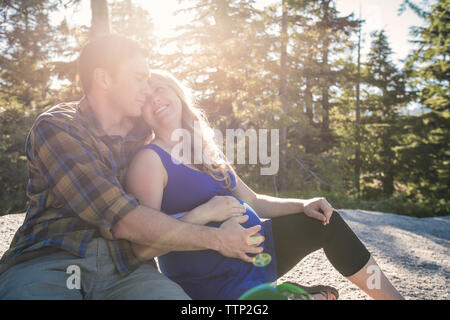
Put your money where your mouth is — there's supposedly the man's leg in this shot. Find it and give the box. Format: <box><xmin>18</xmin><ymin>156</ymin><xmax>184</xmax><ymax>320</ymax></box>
<box><xmin>0</xmin><ymin>249</ymin><xmax>84</xmax><ymax>300</ymax></box>
<box><xmin>91</xmin><ymin>238</ymin><xmax>191</xmax><ymax>300</ymax></box>
<box><xmin>96</xmin><ymin>262</ymin><xmax>191</xmax><ymax>300</ymax></box>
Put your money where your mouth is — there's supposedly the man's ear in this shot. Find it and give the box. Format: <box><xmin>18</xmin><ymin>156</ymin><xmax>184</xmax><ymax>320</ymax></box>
<box><xmin>92</xmin><ymin>68</ymin><xmax>112</xmax><ymax>90</ymax></box>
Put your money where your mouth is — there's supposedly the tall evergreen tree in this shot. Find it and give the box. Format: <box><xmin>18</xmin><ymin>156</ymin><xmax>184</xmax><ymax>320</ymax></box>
<box><xmin>0</xmin><ymin>1</ymin><xmax>64</xmax><ymax>105</ymax></box>
<box><xmin>161</xmin><ymin>0</ymin><xmax>269</xmax><ymax>130</ymax></box>
<box><xmin>398</xmin><ymin>0</ymin><xmax>449</xmax><ymax>215</ymax></box>
<box><xmin>0</xmin><ymin>1</ymin><xmax>68</xmax><ymax>213</ymax></box>
<box><xmin>362</xmin><ymin>30</ymin><xmax>409</xmax><ymax>197</ymax></box>
<box><xmin>269</xmin><ymin>0</ymin><xmax>359</xmax><ymax>191</ymax></box>
<box><xmin>302</xmin><ymin>0</ymin><xmax>359</xmax><ymax>152</ymax></box>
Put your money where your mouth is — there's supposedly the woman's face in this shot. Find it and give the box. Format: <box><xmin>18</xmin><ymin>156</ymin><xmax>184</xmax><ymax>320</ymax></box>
<box><xmin>142</xmin><ymin>81</ymin><xmax>183</xmax><ymax>132</ymax></box>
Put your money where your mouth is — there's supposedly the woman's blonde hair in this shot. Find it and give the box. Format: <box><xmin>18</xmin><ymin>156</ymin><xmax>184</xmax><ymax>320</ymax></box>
<box><xmin>148</xmin><ymin>69</ymin><xmax>236</xmax><ymax>190</ymax></box>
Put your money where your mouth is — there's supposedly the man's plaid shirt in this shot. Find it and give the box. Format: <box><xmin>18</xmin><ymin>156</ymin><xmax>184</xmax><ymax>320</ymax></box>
<box><xmin>0</xmin><ymin>98</ymin><xmax>152</xmax><ymax>276</ymax></box>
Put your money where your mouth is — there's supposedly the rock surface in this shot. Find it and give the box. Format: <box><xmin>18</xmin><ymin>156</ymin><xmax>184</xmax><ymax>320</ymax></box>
<box><xmin>1</xmin><ymin>209</ymin><xmax>449</xmax><ymax>300</ymax></box>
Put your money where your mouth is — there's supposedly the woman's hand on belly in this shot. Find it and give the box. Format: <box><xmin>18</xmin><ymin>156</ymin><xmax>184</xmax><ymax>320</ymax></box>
<box><xmin>185</xmin><ymin>195</ymin><xmax>247</xmax><ymax>225</ymax></box>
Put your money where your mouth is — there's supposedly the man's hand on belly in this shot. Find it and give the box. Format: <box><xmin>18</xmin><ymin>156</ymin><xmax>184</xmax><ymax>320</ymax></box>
<box><xmin>216</xmin><ymin>215</ymin><xmax>264</xmax><ymax>263</ymax></box>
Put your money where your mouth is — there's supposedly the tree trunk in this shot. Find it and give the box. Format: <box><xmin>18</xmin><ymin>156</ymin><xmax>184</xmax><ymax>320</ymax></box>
<box><xmin>320</xmin><ymin>0</ymin><xmax>330</xmax><ymax>138</ymax></box>
<box><xmin>317</xmin><ymin>0</ymin><xmax>333</xmax><ymax>155</ymax></box>
<box><xmin>90</xmin><ymin>0</ymin><xmax>110</xmax><ymax>39</ymax></box>
<box><xmin>304</xmin><ymin>52</ymin><xmax>314</xmax><ymax>125</ymax></box>
<box><xmin>279</xmin><ymin>0</ymin><xmax>289</xmax><ymax>192</ymax></box>
<box><xmin>355</xmin><ymin>16</ymin><xmax>362</xmax><ymax>197</ymax></box>
<box><xmin>381</xmin><ymin>130</ymin><xmax>395</xmax><ymax>197</ymax></box>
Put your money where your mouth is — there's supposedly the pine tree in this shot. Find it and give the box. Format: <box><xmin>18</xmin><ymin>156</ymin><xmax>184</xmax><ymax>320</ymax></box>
<box><xmin>0</xmin><ymin>1</ymin><xmax>64</xmax><ymax>105</ymax></box>
<box><xmin>269</xmin><ymin>0</ymin><xmax>359</xmax><ymax>191</ymax></box>
<box><xmin>362</xmin><ymin>30</ymin><xmax>409</xmax><ymax>197</ymax></box>
<box><xmin>161</xmin><ymin>0</ymin><xmax>268</xmax><ymax>130</ymax></box>
<box><xmin>302</xmin><ymin>0</ymin><xmax>359</xmax><ymax>152</ymax></box>
<box><xmin>0</xmin><ymin>1</ymin><xmax>68</xmax><ymax>213</ymax></box>
<box><xmin>398</xmin><ymin>0</ymin><xmax>449</xmax><ymax>215</ymax></box>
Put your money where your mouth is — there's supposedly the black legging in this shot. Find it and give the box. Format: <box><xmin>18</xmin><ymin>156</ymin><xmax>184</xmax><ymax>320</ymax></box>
<box><xmin>271</xmin><ymin>210</ymin><xmax>371</xmax><ymax>278</ymax></box>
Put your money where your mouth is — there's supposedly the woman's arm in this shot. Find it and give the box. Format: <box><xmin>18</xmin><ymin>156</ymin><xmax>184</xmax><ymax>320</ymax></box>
<box><xmin>232</xmin><ymin>173</ymin><xmax>334</xmax><ymax>225</ymax></box>
<box><xmin>125</xmin><ymin>148</ymin><xmax>172</xmax><ymax>259</ymax></box>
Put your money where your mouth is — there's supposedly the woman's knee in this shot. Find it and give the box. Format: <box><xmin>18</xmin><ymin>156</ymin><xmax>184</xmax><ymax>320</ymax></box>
<box><xmin>326</xmin><ymin>210</ymin><xmax>346</xmax><ymax>232</ymax></box>
<box><xmin>322</xmin><ymin>211</ymin><xmax>372</xmax><ymax>276</ymax></box>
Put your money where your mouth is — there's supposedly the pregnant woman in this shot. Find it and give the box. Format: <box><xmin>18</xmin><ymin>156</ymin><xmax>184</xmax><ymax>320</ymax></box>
<box><xmin>125</xmin><ymin>70</ymin><xmax>404</xmax><ymax>300</ymax></box>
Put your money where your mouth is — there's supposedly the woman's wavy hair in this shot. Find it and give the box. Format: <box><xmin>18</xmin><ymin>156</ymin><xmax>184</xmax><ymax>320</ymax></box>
<box><xmin>148</xmin><ymin>69</ymin><xmax>236</xmax><ymax>190</ymax></box>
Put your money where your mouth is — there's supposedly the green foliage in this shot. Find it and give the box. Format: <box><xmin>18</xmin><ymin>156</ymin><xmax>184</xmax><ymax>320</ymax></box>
<box><xmin>1</xmin><ymin>1</ymin><xmax>52</xmax><ymax>103</ymax></box>
<box><xmin>0</xmin><ymin>95</ymin><xmax>37</xmax><ymax>214</ymax></box>
<box><xmin>399</xmin><ymin>0</ymin><xmax>450</xmax><ymax>215</ymax></box>
<box><xmin>361</xmin><ymin>30</ymin><xmax>411</xmax><ymax>197</ymax></box>
<box><xmin>277</xmin><ymin>190</ymin><xmax>447</xmax><ymax>218</ymax></box>
<box><xmin>0</xmin><ymin>0</ymin><xmax>448</xmax><ymax>217</ymax></box>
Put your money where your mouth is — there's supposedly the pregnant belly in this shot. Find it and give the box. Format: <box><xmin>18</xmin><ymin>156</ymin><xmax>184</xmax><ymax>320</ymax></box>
<box><xmin>157</xmin><ymin>197</ymin><xmax>264</xmax><ymax>279</ymax></box>
<box><xmin>235</xmin><ymin>198</ymin><xmax>264</xmax><ymax>230</ymax></box>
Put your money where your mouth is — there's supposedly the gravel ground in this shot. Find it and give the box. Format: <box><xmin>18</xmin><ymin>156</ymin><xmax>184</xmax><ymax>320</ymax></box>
<box><xmin>1</xmin><ymin>209</ymin><xmax>449</xmax><ymax>300</ymax></box>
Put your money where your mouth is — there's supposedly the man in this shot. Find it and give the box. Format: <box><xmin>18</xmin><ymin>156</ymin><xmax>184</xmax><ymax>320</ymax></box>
<box><xmin>0</xmin><ymin>34</ymin><xmax>263</xmax><ymax>299</ymax></box>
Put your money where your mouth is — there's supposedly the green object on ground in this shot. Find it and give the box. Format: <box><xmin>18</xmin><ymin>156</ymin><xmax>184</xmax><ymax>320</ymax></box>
<box><xmin>238</xmin><ymin>282</ymin><xmax>311</xmax><ymax>300</ymax></box>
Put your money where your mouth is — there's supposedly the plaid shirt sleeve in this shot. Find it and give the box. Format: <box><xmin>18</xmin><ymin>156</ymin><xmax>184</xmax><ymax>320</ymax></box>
<box><xmin>30</xmin><ymin>118</ymin><xmax>139</xmax><ymax>241</ymax></box>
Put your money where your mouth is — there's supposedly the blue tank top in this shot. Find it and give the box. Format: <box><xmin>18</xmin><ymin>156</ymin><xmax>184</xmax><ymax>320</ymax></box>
<box><xmin>139</xmin><ymin>143</ymin><xmax>277</xmax><ymax>299</ymax></box>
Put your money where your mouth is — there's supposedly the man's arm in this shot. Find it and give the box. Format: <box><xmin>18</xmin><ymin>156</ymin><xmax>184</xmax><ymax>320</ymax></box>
<box><xmin>111</xmin><ymin>206</ymin><xmax>220</xmax><ymax>252</ymax></box>
<box><xmin>112</xmin><ymin>205</ymin><xmax>262</xmax><ymax>263</ymax></box>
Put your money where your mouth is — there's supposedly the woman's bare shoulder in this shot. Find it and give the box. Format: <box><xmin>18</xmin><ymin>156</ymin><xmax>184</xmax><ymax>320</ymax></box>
<box><xmin>127</xmin><ymin>146</ymin><xmax>168</xmax><ymax>186</ymax></box>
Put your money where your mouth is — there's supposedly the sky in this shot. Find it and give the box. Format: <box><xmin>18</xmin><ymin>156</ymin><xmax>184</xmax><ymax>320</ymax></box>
<box><xmin>54</xmin><ymin>0</ymin><xmax>428</xmax><ymax>67</ymax></box>
<box><xmin>335</xmin><ymin>0</ymin><xmax>430</xmax><ymax>65</ymax></box>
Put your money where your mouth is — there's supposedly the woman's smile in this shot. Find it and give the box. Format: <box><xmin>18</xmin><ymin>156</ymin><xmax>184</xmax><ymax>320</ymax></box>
<box><xmin>154</xmin><ymin>104</ymin><xmax>169</xmax><ymax>116</ymax></box>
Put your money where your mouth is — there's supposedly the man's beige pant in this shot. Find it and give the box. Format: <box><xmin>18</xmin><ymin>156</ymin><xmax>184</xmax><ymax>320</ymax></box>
<box><xmin>0</xmin><ymin>237</ymin><xmax>190</xmax><ymax>300</ymax></box>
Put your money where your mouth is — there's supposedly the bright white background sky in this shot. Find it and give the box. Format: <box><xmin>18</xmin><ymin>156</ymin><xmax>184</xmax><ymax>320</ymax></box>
<box><xmin>54</xmin><ymin>0</ymin><xmax>429</xmax><ymax>66</ymax></box>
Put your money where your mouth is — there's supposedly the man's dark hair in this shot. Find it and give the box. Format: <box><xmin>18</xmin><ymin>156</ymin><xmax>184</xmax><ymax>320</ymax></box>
<box><xmin>78</xmin><ymin>34</ymin><xmax>147</xmax><ymax>94</ymax></box>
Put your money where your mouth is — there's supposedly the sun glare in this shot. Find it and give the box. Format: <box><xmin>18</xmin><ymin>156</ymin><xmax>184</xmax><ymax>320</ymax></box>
<box><xmin>138</xmin><ymin>0</ymin><xmax>193</xmax><ymax>39</ymax></box>
<box><xmin>50</xmin><ymin>0</ymin><xmax>194</xmax><ymax>56</ymax></box>
<box><xmin>56</xmin><ymin>0</ymin><xmax>193</xmax><ymax>40</ymax></box>
<box><xmin>50</xmin><ymin>0</ymin><xmax>425</xmax><ymax>65</ymax></box>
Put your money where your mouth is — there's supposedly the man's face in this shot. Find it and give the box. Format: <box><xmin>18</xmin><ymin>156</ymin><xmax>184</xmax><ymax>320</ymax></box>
<box><xmin>108</xmin><ymin>54</ymin><xmax>150</xmax><ymax>118</ymax></box>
